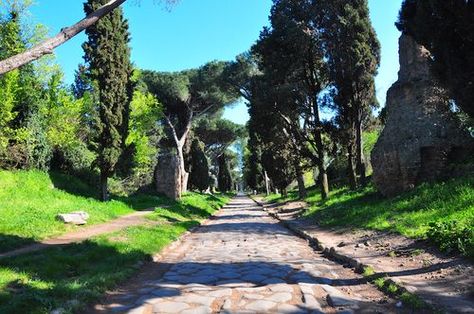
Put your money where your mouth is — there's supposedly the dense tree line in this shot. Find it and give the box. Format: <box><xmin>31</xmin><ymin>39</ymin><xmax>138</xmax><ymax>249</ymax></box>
<box><xmin>1</xmin><ymin>0</ymin><xmax>471</xmax><ymax>202</ymax></box>
<box><xmin>245</xmin><ymin>0</ymin><xmax>380</xmax><ymax>199</ymax></box>
<box><xmin>0</xmin><ymin>0</ymin><xmax>244</xmax><ymax>200</ymax></box>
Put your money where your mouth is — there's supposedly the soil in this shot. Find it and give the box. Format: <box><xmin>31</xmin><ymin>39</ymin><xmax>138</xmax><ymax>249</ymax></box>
<box><xmin>0</xmin><ymin>210</ymin><xmax>156</xmax><ymax>260</ymax></box>
<box><xmin>261</xmin><ymin>198</ymin><xmax>474</xmax><ymax>313</ymax></box>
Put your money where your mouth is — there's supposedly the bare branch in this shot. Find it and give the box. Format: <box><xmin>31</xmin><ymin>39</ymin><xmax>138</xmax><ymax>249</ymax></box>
<box><xmin>164</xmin><ymin>114</ymin><xmax>180</xmax><ymax>146</ymax></box>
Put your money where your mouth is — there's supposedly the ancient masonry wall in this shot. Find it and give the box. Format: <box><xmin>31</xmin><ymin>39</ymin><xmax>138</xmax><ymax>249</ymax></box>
<box><xmin>371</xmin><ymin>34</ymin><xmax>474</xmax><ymax>197</ymax></box>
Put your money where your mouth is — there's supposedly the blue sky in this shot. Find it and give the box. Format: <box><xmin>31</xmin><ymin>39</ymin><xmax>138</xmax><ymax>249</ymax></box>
<box><xmin>29</xmin><ymin>0</ymin><xmax>403</xmax><ymax>125</ymax></box>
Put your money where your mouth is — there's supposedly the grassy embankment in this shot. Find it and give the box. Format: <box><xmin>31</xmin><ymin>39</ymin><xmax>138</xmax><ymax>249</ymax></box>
<box><xmin>0</xmin><ymin>170</ymin><xmax>230</xmax><ymax>313</ymax></box>
<box><xmin>265</xmin><ymin>176</ymin><xmax>474</xmax><ymax>258</ymax></box>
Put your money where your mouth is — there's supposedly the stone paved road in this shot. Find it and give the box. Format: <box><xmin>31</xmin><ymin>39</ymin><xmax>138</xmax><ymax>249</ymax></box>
<box><xmin>99</xmin><ymin>196</ymin><xmax>401</xmax><ymax>314</ymax></box>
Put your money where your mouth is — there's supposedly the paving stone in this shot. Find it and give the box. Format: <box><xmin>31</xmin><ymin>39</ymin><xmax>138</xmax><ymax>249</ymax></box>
<box><xmin>127</xmin><ymin>305</ymin><xmax>147</xmax><ymax>314</ymax></box>
<box><xmin>176</xmin><ymin>294</ymin><xmax>215</xmax><ymax>306</ymax></box>
<box><xmin>326</xmin><ymin>293</ymin><xmax>358</xmax><ymax>308</ymax></box>
<box><xmin>150</xmin><ymin>288</ymin><xmax>180</xmax><ymax>298</ymax></box>
<box><xmin>241</xmin><ymin>273</ymin><xmax>267</xmax><ymax>283</ymax></box>
<box><xmin>206</xmin><ymin>289</ymin><xmax>233</xmax><ymax>298</ymax></box>
<box><xmin>244</xmin><ymin>300</ymin><xmax>278</xmax><ymax>311</ymax></box>
<box><xmin>98</xmin><ymin>196</ymin><xmax>393</xmax><ymax>313</ymax></box>
<box><xmin>320</xmin><ymin>284</ymin><xmax>358</xmax><ymax>308</ymax></box>
<box><xmin>303</xmin><ymin>294</ymin><xmax>323</xmax><ymax>312</ymax></box>
<box><xmin>269</xmin><ymin>284</ymin><xmax>294</xmax><ymax>293</ymax></box>
<box><xmin>180</xmin><ymin>306</ymin><xmax>212</xmax><ymax>314</ymax></box>
<box><xmin>277</xmin><ymin>304</ymin><xmax>307</xmax><ymax>314</ymax></box>
<box><xmin>222</xmin><ymin>299</ymin><xmax>233</xmax><ymax>311</ymax></box>
<box><xmin>109</xmin><ymin>304</ymin><xmax>134</xmax><ymax>313</ymax></box>
<box><xmin>153</xmin><ymin>301</ymin><xmax>190</xmax><ymax>312</ymax></box>
<box><xmin>265</xmin><ymin>292</ymin><xmax>293</xmax><ymax>303</ymax></box>
<box><xmin>217</xmin><ymin>271</ymin><xmax>241</xmax><ymax>279</ymax></box>
<box><xmin>261</xmin><ymin>277</ymin><xmax>287</xmax><ymax>285</ymax></box>
<box><xmin>216</xmin><ymin>280</ymin><xmax>255</xmax><ymax>288</ymax></box>
<box><xmin>243</xmin><ymin>293</ymin><xmax>266</xmax><ymax>300</ymax></box>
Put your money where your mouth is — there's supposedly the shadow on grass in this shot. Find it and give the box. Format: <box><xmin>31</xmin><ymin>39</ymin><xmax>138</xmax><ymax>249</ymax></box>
<box><xmin>49</xmin><ymin>171</ymin><xmax>174</xmax><ymax>211</ymax></box>
<box><xmin>0</xmin><ymin>220</ymin><xmax>200</xmax><ymax>313</ymax></box>
<box><xmin>0</xmin><ymin>240</ymin><xmax>150</xmax><ymax>313</ymax></box>
<box><xmin>0</xmin><ymin>235</ymin><xmax>37</xmax><ymax>254</ymax></box>
<box><xmin>305</xmin><ymin>177</ymin><xmax>474</xmax><ymax>237</ymax></box>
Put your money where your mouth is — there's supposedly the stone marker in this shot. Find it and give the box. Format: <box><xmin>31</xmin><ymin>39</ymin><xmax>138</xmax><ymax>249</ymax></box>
<box><xmin>56</xmin><ymin>211</ymin><xmax>89</xmax><ymax>225</ymax></box>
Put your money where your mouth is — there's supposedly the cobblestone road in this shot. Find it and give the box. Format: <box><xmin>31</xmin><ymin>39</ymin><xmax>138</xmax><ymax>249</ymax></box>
<box><xmin>101</xmin><ymin>196</ymin><xmax>400</xmax><ymax>314</ymax></box>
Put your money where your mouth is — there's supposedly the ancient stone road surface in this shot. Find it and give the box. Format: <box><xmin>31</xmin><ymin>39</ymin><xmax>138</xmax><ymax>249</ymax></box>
<box><xmin>101</xmin><ymin>196</ymin><xmax>400</xmax><ymax>314</ymax></box>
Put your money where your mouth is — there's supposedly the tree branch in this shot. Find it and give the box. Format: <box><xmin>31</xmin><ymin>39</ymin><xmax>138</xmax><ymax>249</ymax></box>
<box><xmin>0</xmin><ymin>0</ymin><xmax>128</xmax><ymax>75</ymax></box>
<box><xmin>164</xmin><ymin>114</ymin><xmax>180</xmax><ymax>147</ymax></box>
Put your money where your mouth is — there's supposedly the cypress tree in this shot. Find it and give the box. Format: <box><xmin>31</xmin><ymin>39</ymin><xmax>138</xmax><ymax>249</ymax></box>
<box><xmin>189</xmin><ymin>138</ymin><xmax>210</xmax><ymax>193</ymax></box>
<box><xmin>218</xmin><ymin>154</ymin><xmax>233</xmax><ymax>193</ymax></box>
<box><xmin>83</xmin><ymin>0</ymin><xmax>133</xmax><ymax>201</ymax></box>
<box><xmin>322</xmin><ymin>0</ymin><xmax>380</xmax><ymax>188</ymax></box>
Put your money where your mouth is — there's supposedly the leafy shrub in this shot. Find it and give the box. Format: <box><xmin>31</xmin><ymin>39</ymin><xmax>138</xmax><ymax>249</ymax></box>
<box><xmin>427</xmin><ymin>220</ymin><xmax>474</xmax><ymax>258</ymax></box>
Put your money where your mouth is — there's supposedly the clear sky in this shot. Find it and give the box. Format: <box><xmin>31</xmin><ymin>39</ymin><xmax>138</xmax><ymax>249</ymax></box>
<box><xmin>29</xmin><ymin>0</ymin><xmax>403</xmax><ymax>125</ymax></box>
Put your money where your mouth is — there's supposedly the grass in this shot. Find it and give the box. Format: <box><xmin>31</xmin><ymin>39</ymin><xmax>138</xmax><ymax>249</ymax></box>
<box><xmin>265</xmin><ymin>176</ymin><xmax>474</xmax><ymax>257</ymax></box>
<box><xmin>361</xmin><ymin>266</ymin><xmax>431</xmax><ymax>311</ymax></box>
<box><xmin>0</xmin><ymin>170</ymin><xmax>231</xmax><ymax>313</ymax></box>
<box><xmin>0</xmin><ymin>170</ymin><xmax>174</xmax><ymax>253</ymax></box>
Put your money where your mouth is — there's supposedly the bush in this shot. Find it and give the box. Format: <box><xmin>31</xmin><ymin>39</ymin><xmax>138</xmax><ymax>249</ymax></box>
<box><xmin>427</xmin><ymin>220</ymin><xmax>474</xmax><ymax>258</ymax></box>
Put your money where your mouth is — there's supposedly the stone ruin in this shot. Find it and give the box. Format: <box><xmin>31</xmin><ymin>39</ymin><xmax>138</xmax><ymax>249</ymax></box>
<box><xmin>155</xmin><ymin>153</ymin><xmax>181</xmax><ymax>200</ymax></box>
<box><xmin>371</xmin><ymin>34</ymin><xmax>474</xmax><ymax>197</ymax></box>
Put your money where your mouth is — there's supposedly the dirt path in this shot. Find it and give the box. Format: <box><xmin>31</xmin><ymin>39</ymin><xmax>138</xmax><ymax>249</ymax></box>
<box><xmin>93</xmin><ymin>196</ymin><xmax>403</xmax><ymax>313</ymax></box>
<box><xmin>0</xmin><ymin>210</ymin><xmax>155</xmax><ymax>259</ymax></box>
<box><xmin>261</xmin><ymin>198</ymin><xmax>474</xmax><ymax>314</ymax></box>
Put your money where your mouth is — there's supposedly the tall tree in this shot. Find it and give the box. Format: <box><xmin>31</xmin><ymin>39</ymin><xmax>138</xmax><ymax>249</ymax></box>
<box><xmin>142</xmin><ymin>62</ymin><xmax>240</xmax><ymax>197</ymax></box>
<box><xmin>188</xmin><ymin>138</ymin><xmax>210</xmax><ymax>193</ymax></box>
<box><xmin>83</xmin><ymin>0</ymin><xmax>133</xmax><ymax>201</ymax></box>
<box><xmin>217</xmin><ymin>153</ymin><xmax>233</xmax><ymax>193</ymax></box>
<box><xmin>0</xmin><ymin>0</ymin><xmax>54</xmax><ymax>170</ymax></box>
<box><xmin>397</xmin><ymin>0</ymin><xmax>474</xmax><ymax>119</ymax></box>
<box><xmin>194</xmin><ymin>117</ymin><xmax>245</xmax><ymax>159</ymax></box>
<box><xmin>321</xmin><ymin>0</ymin><xmax>380</xmax><ymax>188</ymax></box>
<box><xmin>252</xmin><ymin>0</ymin><xmax>331</xmax><ymax>199</ymax></box>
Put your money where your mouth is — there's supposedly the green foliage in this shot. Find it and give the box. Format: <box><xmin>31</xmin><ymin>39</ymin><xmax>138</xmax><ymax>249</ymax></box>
<box><xmin>218</xmin><ymin>153</ymin><xmax>233</xmax><ymax>192</ymax></box>
<box><xmin>427</xmin><ymin>221</ymin><xmax>474</xmax><ymax>257</ymax></box>
<box><xmin>0</xmin><ymin>70</ymin><xmax>19</xmax><ymax>151</ymax></box>
<box><xmin>83</xmin><ymin>0</ymin><xmax>133</xmax><ymax>200</ymax></box>
<box><xmin>0</xmin><ymin>1</ymin><xmax>53</xmax><ymax>170</ymax></box>
<box><xmin>189</xmin><ymin>139</ymin><xmax>210</xmax><ymax>192</ymax></box>
<box><xmin>125</xmin><ymin>89</ymin><xmax>162</xmax><ymax>178</ymax></box>
<box><xmin>362</xmin><ymin>130</ymin><xmax>380</xmax><ymax>157</ymax></box>
<box><xmin>244</xmin><ymin>136</ymin><xmax>265</xmax><ymax>192</ymax></box>
<box><xmin>194</xmin><ymin>117</ymin><xmax>245</xmax><ymax>159</ymax></box>
<box><xmin>397</xmin><ymin>0</ymin><xmax>474</xmax><ymax>118</ymax></box>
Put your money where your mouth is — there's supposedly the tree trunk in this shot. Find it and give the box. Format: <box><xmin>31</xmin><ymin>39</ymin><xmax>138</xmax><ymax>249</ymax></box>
<box><xmin>355</xmin><ymin>118</ymin><xmax>367</xmax><ymax>187</ymax></box>
<box><xmin>264</xmin><ymin>170</ymin><xmax>270</xmax><ymax>196</ymax></box>
<box><xmin>176</xmin><ymin>143</ymin><xmax>188</xmax><ymax>197</ymax></box>
<box><xmin>100</xmin><ymin>170</ymin><xmax>109</xmax><ymax>202</ymax></box>
<box><xmin>318</xmin><ymin>166</ymin><xmax>329</xmax><ymax>200</ymax></box>
<box><xmin>296</xmin><ymin>166</ymin><xmax>307</xmax><ymax>199</ymax></box>
<box><xmin>347</xmin><ymin>143</ymin><xmax>358</xmax><ymax>190</ymax></box>
<box><xmin>0</xmin><ymin>0</ymin><xmax>129</xmax><ymax>75</ymax></box>
<box><xmin>313</xmin><ymin>101</ymin><xmax>330</xmax><ymax>200</ymax></box>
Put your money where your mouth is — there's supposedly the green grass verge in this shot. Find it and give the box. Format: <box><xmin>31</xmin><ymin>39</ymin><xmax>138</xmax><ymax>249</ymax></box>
<box><xmin>0</xmin><ymin>170</ymin><xmax>174</xmax><ymax>253</ymax></box>
<box><xmin>0</xmin><ymin>189</ymin><xmax>230</xmax><ymax>313</ymax></box>
<box><xmin>265</xmin><ymin>176</ymin><xmax>474</xmax><ymax>258</ymax></box>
